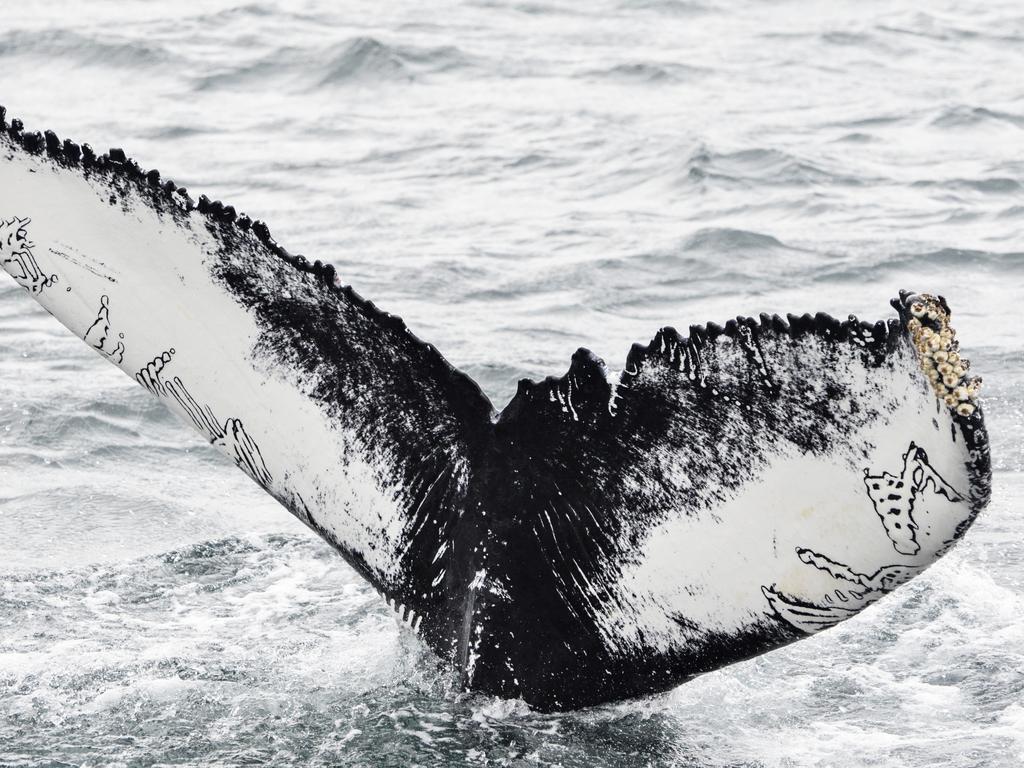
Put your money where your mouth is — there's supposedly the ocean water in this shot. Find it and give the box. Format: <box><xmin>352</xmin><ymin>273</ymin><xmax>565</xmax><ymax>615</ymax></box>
<box><xmin>1</xmin><ymin>0</ymin><xmax>1023</xmax><ymax>765</ymax></box>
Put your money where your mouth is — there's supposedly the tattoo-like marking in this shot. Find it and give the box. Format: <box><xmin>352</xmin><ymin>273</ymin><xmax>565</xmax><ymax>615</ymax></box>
<box><xmin>135</xmin><ymin>348</ymin><xmax>176</xmax><ymax>395</ymax></box>
<box><xmin>135</xmin><ymin>349</ymin><xmax>273</xmax><ymax>489</ymax></box>
<box><xmin>765</xmin><ymin>441</ymin><xmax>967</xmax><ymax>633</ymax></box>
<box><xmin>864</xmin><ymin>441</ymin><xmax>964</xmax><ymax>556</ymax></box>
<box><xmin>83</xmin><ymin>294</ymin><xmax>125</xmax><ymax>364</ymax></box>
<box><xmin>0</xmin><ymin>217</ymin><xmax>56</xmax><ymax>293</ymax></box>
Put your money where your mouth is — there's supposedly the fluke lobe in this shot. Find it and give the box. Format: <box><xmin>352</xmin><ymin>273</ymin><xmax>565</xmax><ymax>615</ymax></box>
<box><xmin>0</xmin><ymin>107</ymin><xmax>991</xmax><ymax>711</ymax></box>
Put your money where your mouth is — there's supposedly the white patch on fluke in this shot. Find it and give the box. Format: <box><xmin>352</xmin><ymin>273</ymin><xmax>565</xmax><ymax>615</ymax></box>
<box><xmin>586</xmin><ymin>339</ymin><xmax>977</xmax><ymax>654</ymax></box>
<box><xmin>0</xmin><ymin>144</ymin><xmax>414</xmax><ymax>587</ymax></box>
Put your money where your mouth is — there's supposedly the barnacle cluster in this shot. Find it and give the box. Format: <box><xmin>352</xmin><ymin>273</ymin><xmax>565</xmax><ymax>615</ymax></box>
<box><xmin>906</xmin><ymin>294</ymin><xmax>980</xmax><ymax>417</ymax></box>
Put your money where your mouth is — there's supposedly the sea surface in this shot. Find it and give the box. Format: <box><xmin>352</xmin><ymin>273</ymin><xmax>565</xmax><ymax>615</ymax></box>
<box><xmin>1</xmin><ymin>1</ymin><xmax>1023</xmax><ymax>765</ymax></box>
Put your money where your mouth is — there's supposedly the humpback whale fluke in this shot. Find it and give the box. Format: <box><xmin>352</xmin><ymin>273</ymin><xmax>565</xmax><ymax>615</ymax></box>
<box><xmin>0</xmin><ymin>107</ymin><xmax>991</xmax><ymax>711</ymax></box>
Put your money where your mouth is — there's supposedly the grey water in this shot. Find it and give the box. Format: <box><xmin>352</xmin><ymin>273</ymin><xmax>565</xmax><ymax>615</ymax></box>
<box><xmin>1</xmin><ymin>0</ymin><xmax>1023</xmax><ymax>765</ymax></box>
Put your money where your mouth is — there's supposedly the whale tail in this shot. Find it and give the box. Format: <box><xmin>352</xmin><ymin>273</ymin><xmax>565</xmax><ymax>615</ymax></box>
<box><xmin>0</xmin><ymin>107</ymin><xmax>991</xmax><ymax>711</ymax></box>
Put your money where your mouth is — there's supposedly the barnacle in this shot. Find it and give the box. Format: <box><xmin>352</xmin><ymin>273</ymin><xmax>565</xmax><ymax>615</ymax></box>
<box><xmin>906</xmin><ymin>293</ymin><xmax>981</xmax><ymax>416</ymax></box>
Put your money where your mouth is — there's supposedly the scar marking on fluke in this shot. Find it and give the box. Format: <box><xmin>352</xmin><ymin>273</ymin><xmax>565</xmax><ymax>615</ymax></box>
<box><xmin>0</xmin><ymin>217</ymin><xmax>56</xmax><ymax>293</ymax></box>
<box><xmin>135</xmin><ymin>348</ymin><xmax>176</xmax><ymax>395</ymax></box>
<box><xmin>83</xmin><ymin>295</ymin><xmax>125</xmax><ymax>364</ymax></box>
<box><xmin>864</xmin><ymin>441</ymin><xmax>964</xmax><ymax>555</ymax></box>
<box><xmin>765</xmin><ymin>440</ymin><xmax>968</xmax><ymax>632</ymax></box>
<box><xmin>135</xmin><ymin>346</ymin><xmax>272</xmax><ymax>488</ymax></box>
<box><xmin>47</xmin><ymin>243</ymin><xmax>117</xmax><ymax>283</ymax></box>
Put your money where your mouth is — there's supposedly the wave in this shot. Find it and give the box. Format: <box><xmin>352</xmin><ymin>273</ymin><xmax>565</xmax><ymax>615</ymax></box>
<box><xmin>832</xmin><ymin>132</ymin><xmax>879</xmax><ymax>143</ymax></box>
<box><xmin>911</xmin><ymin>177</ymin><xmax>1023</xmax><ymax>194</ymax></box>
<box><xmin>685</xmin><ymin>146</ymin><xmax>864</xmax><ymax>187</ymax></box>
<box><xmin>196</xmin><ymin>36</ymin><xmax>474</xmax><ymax>91</ymax></box>
<box><xmin>828</xmin><ymin>113</ymin><xmax>911</xmax><ymax>129</ymax></box>
<box><xmin>878</xmin><ymin>14</ymin><xmax>1024</xmax><ymax>45</ymax></box>
<box><xmin>0</xmin><ymin>28</ymin><xmax>178</xmax><ymax>68</ymax></box>
<box><xmin>503</xmin><ymin>1</ymin><xmax>598</xmax><ymax>16</ymax></box>
<box><xmin>821</xmin><ymin>31</ymin><xmax>875</xmax><ymax>46</ymax></box>
<box><xmin>196</xmin><ymin>2</ymin><xmax>310</xmax><ymax>25</ymax></box>
<box><xmin>618</xmin><ymin>0</ymin><xmax>711</xmax><ymax>15</ymax></box>
<box><xmin>140</xmin><ymin>124</ymin><xmax>223</xmax><ymax>141</ymax></box>
<box><xmin>582</xmin><ymin>61</ymin><xmax>708</xmax><ymax>83</ymax></box>
<box><xmin>681</xmin><ymin>227</ymin><xmax>795</xmax><ymax>254</ymax></box>
<box><xmin>319</xmin><ymin>37</ymin><xmax>412</xmax><ymax>84</ymax></box>
<box><xmin>812</xmin><ymin>246</ymin><xmax>1024</xmax><ymax>284</ymax></box>
<box><xmin>895</xmin><ymin>246</ymin><xmax>1024</xmax><ymax>269</ymax></box>
<box><xmin>323</xmin><ymin>37</ymin><xmax>473</xmax><ymax>84</ymax></box>
<box><xmin>931</xmin><ymin>105</ymin><xmax>1024</xmax><ymax>129</ymax></box>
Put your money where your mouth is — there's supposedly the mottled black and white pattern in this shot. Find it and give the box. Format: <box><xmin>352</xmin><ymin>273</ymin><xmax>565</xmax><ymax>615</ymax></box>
<box><xmin>0</xmin><ymin>110</ymin><xmax>992</xmax><ymax>711</ymax></box>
